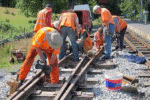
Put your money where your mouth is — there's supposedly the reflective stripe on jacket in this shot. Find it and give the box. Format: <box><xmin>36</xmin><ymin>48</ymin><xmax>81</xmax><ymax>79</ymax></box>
<box><xmin>81</xmin><ymin>29</ymin><xmax>93</xmax><ymax>52</ymax></box>
<box><xmin>101</xmin><ymin>8</ymin><xmax>115</xmax><ymax>26</ymax></box>
<box><xmin>94</xmin><ymin>31</ymin><xmax>103</xmax><ymax>49</ymax></box>
<box><xmin>59</xmin><ymin>12</ymin><xmax>77</xmax><ymax>31</ymax></box>
<box><xmin>32</xmin><ymin>27</ymin><xmax>60</xmax><ymax>55</ymax></box>
<box><xmin>34</xmin><ymin>8</ymin><xmax>51</xmax><ymax>33</ymax></box>
<box><xmin>112</xmin><ymin>15</ymin><xmax>127</xmax><ymax>32</ymax></box>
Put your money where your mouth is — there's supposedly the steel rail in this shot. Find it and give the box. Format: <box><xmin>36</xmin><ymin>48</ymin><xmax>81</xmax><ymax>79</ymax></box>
<box><xmin>13</xmin><ymin>73</ymin><xmax>45</xmax><ymax>100</ymax></box>
<box><xmin>7</xmin><ymin>70</ymin><xmax>43</xmax><ymax>100</ymax></box>
<box><xmin>7</xmin><ymin>53</ymin><xmax>73</xmax><ymax>100</ymax></box>
<box><xmin>59</xmin><ymin>48</ymin><xmax>104</xmax><ymax>100</ymax></box>
<box><xmin>54</xmin><ymin>56</ymin><xmax>88</xmax><ymax>100</ymax></box>
<box><xmin>129</xmin><ymin>33</ymin><xmax>150</xmax><ymax>49</ymax></box>
<box><xmin>124</xmin><ymin>35</ymin><xmax>150</xmax><ymax>68</ymax></box>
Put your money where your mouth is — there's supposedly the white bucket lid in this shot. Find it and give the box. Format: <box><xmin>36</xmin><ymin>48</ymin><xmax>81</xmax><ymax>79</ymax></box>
<box><xmin>105</xmin><ymin>71</ymin><xmax>123</xmax><ymax>80</ymax></box>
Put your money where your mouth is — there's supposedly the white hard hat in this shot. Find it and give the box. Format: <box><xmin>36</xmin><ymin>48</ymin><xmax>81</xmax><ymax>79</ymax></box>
<box><xmin>93</xmin><ymin>5</ymin><xmax>101</xmax><ymax>13</ymax></box>
<box><xmin>46</xmin><ymin>30</ymin><xmax>63</xmax><ymax>50</ymax></box>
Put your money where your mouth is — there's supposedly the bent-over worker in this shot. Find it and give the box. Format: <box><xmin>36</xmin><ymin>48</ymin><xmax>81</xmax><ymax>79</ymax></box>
<box><xmin>18</xmin><ymin>27</ymin><xmax>63</xmax><ymax>86</ymax></box>
<box><xmin>112</xmin><ymin>15</ymin><xmax>127</xmax><ymax>50</ymax></box>
<box><xmin>93</xmin><ymin>27</ymin><xmax>104</xmax><ymax>51</ymax></box>
<box><xmin>58</xmin><ymin>10</ymin><xmax>81</xmax><ymax>62</ymax></box>
<box><xmin>77</xmin><ymin>29</ymin><xmax>93</xmax><ymax>54</ymax></box>
<box><xmin>93</xmin><ymin>5</ymin><xmax>115</xmax><ymax>59</ymax></box>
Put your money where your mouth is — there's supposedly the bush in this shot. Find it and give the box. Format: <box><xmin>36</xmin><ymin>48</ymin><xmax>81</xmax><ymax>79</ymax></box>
<box><xmin>51</xmin><ymin>13</ymin><xmax>60</xmax><ymax>21</ymax></box>
<box><xmin>4</xmin><ymin>9</ymin><xmax>10</xmax><ymax>14</ymax></box>
<box><xmin>11</xmin><ymin>12</ymin><xmax>15</xmax><ymax>16</ymax></box>
<box><xmin>28</xmin><ymin>19</ymin><xmax>36</xmax><ymax>24</ymax></box>
<box><xmin>5</xmin><ymin>18</ymin><xmax>10</xmax><ymax>23</ymax></box>
<box><xmin>1</xmin><ymin>23</ymin><xmax>15</xmax><ymax>32</ymax></box>
<box><xmin>32</xmin><ymin>19</ymin><xmax>36</xmax><ymax>24</ymax></box>
<box><xmin>28</xmin><ymin>19</ymin><xmax>32</xmax><ymax>23</ymax></box>
<box><xmin>3</xmin><ymin>23</ymin><xmax>11</xmax><ymax>31</ymax></box>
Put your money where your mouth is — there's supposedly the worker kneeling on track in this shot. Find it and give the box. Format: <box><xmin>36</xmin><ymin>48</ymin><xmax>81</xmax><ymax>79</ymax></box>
<box><xmin>18</xmin><ymin>27</ymin><xmax>63</xmax><ymax>87</ymax></box>
<box><xmin>93</xmin><ymin>27</ymin><xmax>104</xmax><ymax>52</ymax></box>
<box><xmin>77</xmin><ymin>28</ymin><xmax>93</xmax><ymax>54</ymax></box>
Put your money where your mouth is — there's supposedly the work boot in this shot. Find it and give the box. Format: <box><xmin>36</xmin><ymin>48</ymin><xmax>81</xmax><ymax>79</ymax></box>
<box><xmin>44</xmin><ymin>65</ymin><xmax>52</xmax><ymax>76</ymax></box>
<box><xmin>123</xmin><ymin>45</ymin><xmax>126</xmax><ymax>49</ymax></box>
<box><xmin>115</xmin><ymin>46</ymin><xmax>119</xmax><ymax>50</ymax></box>
<box><xmin>18</xmin><ymin>80</ymin><xmax>24</xmax><ymax>88</ymax></box>
<box><xmin>100</xmin><ymin>55</ymin><xmax>110</xmax><ymax>60</ymax></box>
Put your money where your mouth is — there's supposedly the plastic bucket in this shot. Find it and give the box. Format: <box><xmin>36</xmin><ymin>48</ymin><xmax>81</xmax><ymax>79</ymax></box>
<box><xmin>105</xmin><ymin>71</ymin><xmax>123</xmax><ymax>90</ymax></box>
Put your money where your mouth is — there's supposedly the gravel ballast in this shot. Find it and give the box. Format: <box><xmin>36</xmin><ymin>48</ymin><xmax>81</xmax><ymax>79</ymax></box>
<box><xmin>93</xmin><ymin>51</ymin><xmax>150</xmax><ymax>100</ymax></box>
<box><xmin>0</xmin><ymin>51</ymin><xmax>150</xmax><ymax>100</ymax></box>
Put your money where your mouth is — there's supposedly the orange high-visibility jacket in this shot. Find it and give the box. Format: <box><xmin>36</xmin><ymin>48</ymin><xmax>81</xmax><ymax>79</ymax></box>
<box><xmin>34</xmin><ymin>8</ymin><xmax>51</xmax><ymax>33</ymax></box>
<box><xmin>59</xmin><ymin>12</ymin><xmax>77</xmax><ymax>31</ymax></box>
<box><xmin>32</xmin><ymin>27</ymin><xmax>60</xmax><ymax>55</ymax></box>
<box><xmin>94</xmin><ymin>31</ymin><xmax>103</xmax><ymax>49</ymax></box>
<box><xmin>112</xmin><ymin>15</ymin><xmax>127</xmax><ymax>32</ymax></box>
<box><xmin>101</xmin><ymin>8</ymin><xmax>115</xmax><ymax>26</ymax></box>
<box><xmin>81</xmin><ymin>29</ymin><xmax>93</xmax><ymax>52</ymax></box>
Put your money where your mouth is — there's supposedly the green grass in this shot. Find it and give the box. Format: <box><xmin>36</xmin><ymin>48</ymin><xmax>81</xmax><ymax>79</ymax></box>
<box><xmin>0</xmin><ymin>7</ymin><xmax>61</xmax><ymax>39</ymax></box>
<box><xmin>0</xmin><ymin>7</ymin><xmax>61</xmax><ymax>69</ymax></box>
<box><xmin>0</xmin><ymin>7</ymin><xmax>36</xmax><ymax>30</ymax></box>
<box><xmin>0</xmin><ymin>7</ymin><xmax>36</xmax><ymax>39</ymax></box>
<box><xmin>0</xmin><ymin>38</ymin><xmax>32</xmax><ymax>68</ymax></box>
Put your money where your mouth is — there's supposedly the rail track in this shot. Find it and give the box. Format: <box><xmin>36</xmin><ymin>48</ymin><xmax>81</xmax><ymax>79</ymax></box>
<box><xmin>7</xmin><ymin>29</ymin><xmax>150</xmax><ymax>100</ymax></box>
<box><xmin>123</xmin><ymin>31</ymin><xmax>150</xmax><ymax>87</ymax></box>
<box><xmin>7</xmin><ymin>45</ymin><xmax>104</xmax><ymax>100</ymax></box>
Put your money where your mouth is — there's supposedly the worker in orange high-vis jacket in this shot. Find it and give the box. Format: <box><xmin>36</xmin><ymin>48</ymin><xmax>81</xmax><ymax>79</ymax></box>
<box><xmin>58</xmin><ymin>10</ymin><xmax>81</xmax><ymax>62</ymax></box>
<box><xmin>77</xmin><ymin>29</ymin><xmax>93</xmax><ymax>54</ymax></box>
<box><xmin>93</xmin><ymin>27</ymin><xmax>104</xmax><ymax>51</ymax></box>
<box><xmin>18</xmin><ymin>27</ymin><xmax>63</xmax><ymax>87</ymax></box>
<box><xmin>34</xmin><ymin>4</ymin><xmax>52</xmax><ymax>33</ymax></box>
<box><xmin>93</xmin><ymin>5</ymin><xmax>115</xmax><ymax>59</ymax></box>
<box><xmin>112</xmin><ymin>15</ymin><xmax>127</xmax><ymax>50</ymax></box>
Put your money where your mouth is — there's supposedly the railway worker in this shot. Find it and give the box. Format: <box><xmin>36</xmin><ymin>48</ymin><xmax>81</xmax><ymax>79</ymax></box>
<box><xmin>93</xmin><ymin>27</ymin><xmax>104</xmax><ymax>52</ymax></box>
<box><xmin>58</xmin><ymin>10</ymin><xmax>81</xmax><ymax>62</ymax></box>
<box><xmin>18</xmin><ymin>27</ymin><xmax>63</xmax><ymax>87</ymax></box>
<box><xmin>112</xmin><ymin>15</ymin><xmax>127</xmax><ymax>50</ymax></box>
<box><xmin>77</xmin><ymin>28</ymin><xmax>93</xmax><ymax>54</ymax></box>
<box><xmin>93</xmin><ymin>5</ymin><xmax>115</xmax><ymax>59</ymax></box>
<box><xmin>34</xmin><ymin>4</ymin><xmax>53</xmax><ymax>33</ymax></box>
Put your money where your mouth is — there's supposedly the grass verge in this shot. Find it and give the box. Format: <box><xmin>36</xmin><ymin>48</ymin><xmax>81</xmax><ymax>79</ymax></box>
<box><xmin>0</xmin><ymin>38</ymin><xmax>32</xmax><ymax>68</ymax></box>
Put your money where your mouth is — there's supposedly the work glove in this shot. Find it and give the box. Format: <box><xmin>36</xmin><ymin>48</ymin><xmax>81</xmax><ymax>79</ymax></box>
<box><xmin>18</xmin><ymin>80</ymin><xmax>24</xmax><ymax>88</ymax></box>
<box><xmin>44</xmin><ymin>65</ymin><xmax>52</xmax><ymax>75</ymax></box>
<box><xmin>35</xmin><ymin>60</ymin><xmax>46</xmax><ymax>70</ymax></box>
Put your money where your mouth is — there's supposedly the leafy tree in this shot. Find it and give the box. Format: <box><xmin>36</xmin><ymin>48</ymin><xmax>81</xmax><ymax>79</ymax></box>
<box><xmin>1</xmin><ymin>0</ymin><xmax>16</xmax><ymax>7</ymax></box>
<box><xmin>119</xmin><ymin>0</ymin><xmax>150</xmax><ymax>20</ymax></box>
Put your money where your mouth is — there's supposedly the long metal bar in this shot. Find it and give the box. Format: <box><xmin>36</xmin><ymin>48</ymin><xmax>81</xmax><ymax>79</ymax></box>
<box><xmin>13</xmin><ymin>73</ymin><xmax>45</xmax><ymax>100</ymax></box>
<box><xmin>124</xmin><ymin>37</ymin><xmax>150</xmax><ymax>67</ymax></box>
<box><xmin>54</xmin><ymin>57</ymin><xmax>87</xmax><ymax>100</ymax></box>
<box><xmin>7</xmin><ymin>70</ymin><xmax>43</xmax><ymax>100</ymax></box>
<box><xmin>7</xmin><ymin>53</ymin><xmax>73</xmax><ymax>100</ymax></box>
<box><xmin>129</xmin><ymin>33</ymin><xmax>150</xmax><ymax>49</ymax></box>
<box><xmin>60</xmin><ymin>48</ymin><xmax>104</xmax><ymax>100</ymax></box>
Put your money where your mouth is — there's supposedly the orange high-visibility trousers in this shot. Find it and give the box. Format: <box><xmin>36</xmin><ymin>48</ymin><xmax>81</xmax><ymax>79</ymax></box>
<box><xmin>45</xmin><ymin>51</ymin><xmax>59</xmax><ymax>84</ymax></box>
<box><xmin>19</xmin><ymin>45</ymin><xmax>59</xmax><ymax>84</ymax></box>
